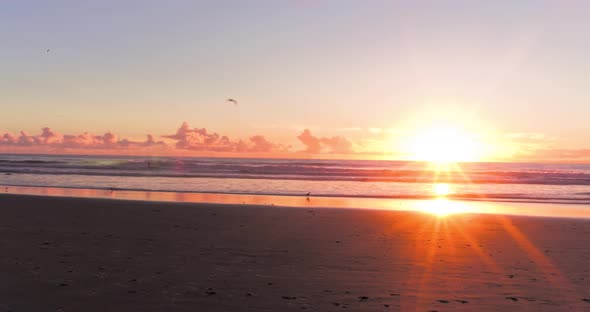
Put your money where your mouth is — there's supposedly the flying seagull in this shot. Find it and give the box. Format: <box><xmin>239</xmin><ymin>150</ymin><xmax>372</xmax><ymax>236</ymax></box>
<box><xmin>226</xmin><ymin>98</ymin><xmax>238</xmax><ymax>106</ymax></box>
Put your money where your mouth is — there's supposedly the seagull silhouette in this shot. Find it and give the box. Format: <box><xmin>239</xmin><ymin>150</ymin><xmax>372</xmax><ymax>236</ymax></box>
<box><xmin>226</xmin><ymin>98</ymin><xmax>238</xmax><ymax>106</ymax></box>
<box><xmin>46</xmin><ymin>49</ymin><xmax>51</xmax><ymax>53</ymax></box>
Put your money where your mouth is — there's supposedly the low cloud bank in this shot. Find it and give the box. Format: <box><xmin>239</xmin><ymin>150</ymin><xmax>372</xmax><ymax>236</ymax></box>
<box><xmin>297</xmin><ymin>129</ymin><xmax>353</xmax><ymax>154</ymax></box>
<box><xmin>1</xmin><ymin>127</ymin><xmax>164</xmax><ymax>149</ymax></box>
<box><xmin>0</xmin><ymin>123</ymin><xmax>291</xmax><ymax>154</ymax></box>
<box><xmin>162</xmin><ymin>122</ymin><xmax>289</xmax><ymax>153</ymax></box>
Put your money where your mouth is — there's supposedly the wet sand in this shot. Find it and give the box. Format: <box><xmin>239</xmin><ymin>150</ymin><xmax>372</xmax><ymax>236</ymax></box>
<box><xmin>0</xmin><ymin>194</ymin><xmax>589</xmax><ymax>311</ymax></box>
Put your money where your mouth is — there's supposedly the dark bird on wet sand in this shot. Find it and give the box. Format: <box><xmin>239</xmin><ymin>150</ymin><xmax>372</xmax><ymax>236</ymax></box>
<box><xmin>226</xmin><ymin>98</ymin><xmax>238</xmax><ymax>106</ymax></box>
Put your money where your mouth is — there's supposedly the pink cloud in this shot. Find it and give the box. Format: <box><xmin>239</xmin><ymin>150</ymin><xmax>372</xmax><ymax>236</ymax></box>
<box><xmin>17</xmin><ymin>131</ymin><xmax>39</xmax><ymax>146</ymax></box>
<box><xmin>297</xmin><ymin>129</ymin><xmax>354</xmax><ymax>154</ymax></box>
<box><xmin>1</xmin><ymin>123</ymin><xmax>289</xmax><ymax>154</ymax></box>
<box><xmin>297</xmin><ymin>129</ymin><xmax>322</xmax><ymax>153</ymax></box>
<box><xmin>162</xmin><ymin>122</ymin><xmax>289</xmax><ymax>153</ymax></box>
<box><xmin>2</xmin><ymin>132</ymin><xmax>17</xmax><ymax>144</ymax></box>
<box><xmin>320</xmin><ymin>136</ymin><xmax>353</xmax><ymax>154</ymax></box>
<box><xmin>0</xmin><ymin>128</ymin><xmax>165</xmax><ymax>150</ymax></box>
<box><xmin>249</xmin><ymin>135</ymin><xmax>281</xmax><ymax>152</ymax></box>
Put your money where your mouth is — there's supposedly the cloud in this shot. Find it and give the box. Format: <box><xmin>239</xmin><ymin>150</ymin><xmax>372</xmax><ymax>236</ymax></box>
<box><xmin>0</xmin><ymin>128</ymin><xmax>166</xmax><ymax>150</ymax></box>
<box><xmin>320</xmin><ymin>136</ymin><xmax>353</xmax><ymax>154</ymax></box>
<box><xmin>162</xmin><ymin>122</ymin><xmax>289</xmax><ymax>153</ymax></box>
<box><xmin>2</xmin><ymin>133</ymin><xmax>17</xmax><ymax>144</ymax></box>
<box><xmin>249</xmin><ymin>135</ymin><xmax>280</xmax><ymax>152</ymax></box>
<box><xmin>297</xmin><ymin>129</ymin><xmax>322</xmax><ymax>153</ymax></box>
<box><xmin>0</xmin><ymin>123</ymin><xmax>288</xmax><ymax>154</ymax></box>
<box><xmin>40</xmin><ymin>127</ymin><xmax>61</xmax><ymax>144</ymax></box>
<box><xmin>17</xmin><ymin>131</ymin><xmax>40</xmax><ymax>146</ymax></box>
<box><xmin>297</xmin><ymin>129</ymin><xmax>354</xmax><ymax>154</ymax></box>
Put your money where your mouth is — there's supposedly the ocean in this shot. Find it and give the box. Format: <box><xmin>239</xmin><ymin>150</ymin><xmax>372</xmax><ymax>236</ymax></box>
<box><xmin>1</xmin><ymin>153</ymin><xmax>590</xmax><ymax>204</ymax></box>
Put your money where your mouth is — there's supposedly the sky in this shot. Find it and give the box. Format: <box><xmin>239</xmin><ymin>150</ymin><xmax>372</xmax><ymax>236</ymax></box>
<box><xmin>1</xmin><ymin>0</ymin><xmax>589</xmax><ymax>161</ymax></box>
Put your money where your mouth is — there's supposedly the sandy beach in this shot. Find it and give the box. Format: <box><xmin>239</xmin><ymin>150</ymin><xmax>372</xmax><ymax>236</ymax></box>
<box><xmin>1</xmin><ymin>194</ymin><xmax>589</xmax><ymax>311</ymax></box>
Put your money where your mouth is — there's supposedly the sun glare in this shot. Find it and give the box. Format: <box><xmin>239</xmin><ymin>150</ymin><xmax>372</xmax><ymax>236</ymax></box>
<box><xmin>409</xmin><ymin>125</ymin><xmax>483</xmax><ymax>163</ymax></box>
<box><xmin>414</xmin><ymin>183</ymin><xmax>463</xmax><ymax>217</ymax></box>
<box><xmin>418</xmin><ymin>198</ymin><xmax>467</xmax><ymax>217</ymax></box>
<box><xmin>433</xmin><ymin>183</ymin><xmax>451</xmax><ymax>196</ymax></box>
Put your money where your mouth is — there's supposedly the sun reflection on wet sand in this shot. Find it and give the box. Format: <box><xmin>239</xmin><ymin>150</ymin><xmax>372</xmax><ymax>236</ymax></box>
<box><xmin>1</xmin><ymin>184</ymin><xmax>590</xmax><ymax>219</ymax></box>
<box><xmin>416</xmin><ymin>198</ymin><xmax>469</xmax><ymax>217</ymax></box>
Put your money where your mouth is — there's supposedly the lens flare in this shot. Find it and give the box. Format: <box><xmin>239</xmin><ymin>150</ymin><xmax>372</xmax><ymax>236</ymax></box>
<box><xmin>433</xmin><ymin>183</ymin><xmax>451</xmax><ymax>196</ymax></box>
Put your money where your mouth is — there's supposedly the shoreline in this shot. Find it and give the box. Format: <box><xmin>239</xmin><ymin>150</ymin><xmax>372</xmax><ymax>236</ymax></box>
<box><xmin>3</xmin><ymin>182</ymin><xmax>590</xmax><ymax>205</ymax></box>
<box><xmin>2</xmin><ymin>184</ymin><xmax>590</xmax><ymax>219</ymax></box>
<box><xmin>0</xmin><ymin>194</ymin><xmax>589</xmax><ymax>311</ymax></box>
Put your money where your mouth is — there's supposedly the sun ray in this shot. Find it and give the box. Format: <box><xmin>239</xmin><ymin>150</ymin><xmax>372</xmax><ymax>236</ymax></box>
<box><xmin>497</xmin><ymin>216</ymin><xmax>579</xmax><ymax>300</ymax></box>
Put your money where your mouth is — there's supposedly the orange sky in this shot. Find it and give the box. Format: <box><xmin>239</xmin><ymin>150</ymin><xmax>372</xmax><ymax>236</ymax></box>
<box><xmin>2</xmin><ymin>1</ymin><xmax>590</xmax><ymax>163</ymax></box>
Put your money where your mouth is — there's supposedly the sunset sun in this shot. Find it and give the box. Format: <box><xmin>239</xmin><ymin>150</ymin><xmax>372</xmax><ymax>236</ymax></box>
<box><xmin>409</xmin><ymin>125</ymin><xmax>483</xmax><ymax>163</ymax></box>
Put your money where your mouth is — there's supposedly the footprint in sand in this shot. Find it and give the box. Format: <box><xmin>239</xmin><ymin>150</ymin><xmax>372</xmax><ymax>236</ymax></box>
<box><xmin>281</xmin><ymin>296</ymin><xmax>297</xmax><ymax>300</ymax></box>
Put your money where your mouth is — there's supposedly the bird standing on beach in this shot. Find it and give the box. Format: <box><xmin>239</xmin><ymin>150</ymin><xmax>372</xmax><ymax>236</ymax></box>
<box><xmin>226</xmin><ymin>98</ymin><xmax>238</xmax><ymax>106</ymax></box>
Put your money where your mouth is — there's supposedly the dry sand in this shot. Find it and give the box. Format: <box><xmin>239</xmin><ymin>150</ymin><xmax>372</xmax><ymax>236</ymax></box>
<box><xmin>0</xmin><ymin>194</ymin><xmax>589</xmax><ymax>311</ymax></box>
